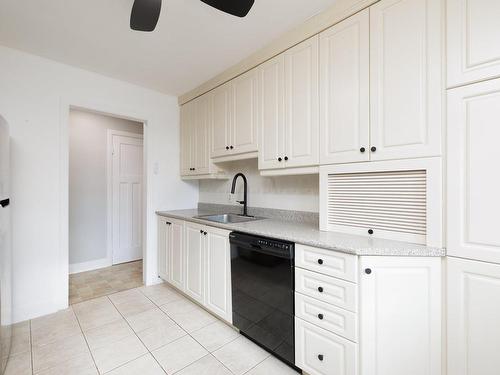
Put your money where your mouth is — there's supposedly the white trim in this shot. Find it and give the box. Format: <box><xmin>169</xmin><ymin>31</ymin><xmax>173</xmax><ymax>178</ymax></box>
<box><xmin>260</xmin><ymin>166</ymin><xmax>320</xmax><ymax>176</ymax></box>
<box><xmin>106</xmin><ymin>129</ymin><xmax>144</xmax><ymax>267</ymax></box>
<box><xmin>69</xmin><ymin>258</ymin><xmax>112</xmax><ymax>275</ymax></box>
<box><xmin>60</xmin><ymin>97</ymin><xmax>150</xmax><ymax>311</ymax></box>
<box><xmin>319</xmin><ymin>157</ymin><xmax>443</xmax><ymax>247</ymax></box>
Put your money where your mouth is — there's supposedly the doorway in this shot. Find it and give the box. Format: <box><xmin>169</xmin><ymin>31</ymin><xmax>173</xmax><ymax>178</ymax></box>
<box><xmin>68</xmin><ymin>109</ymin><xmax>144</xmax><ymax>304</ymax></box>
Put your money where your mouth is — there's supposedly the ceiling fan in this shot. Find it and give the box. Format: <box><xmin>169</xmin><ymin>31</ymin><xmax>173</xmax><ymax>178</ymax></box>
<box><xmin>130</xmin><ymin>0</ymin><xmax>255</xmax><ymax>32</ymax></box>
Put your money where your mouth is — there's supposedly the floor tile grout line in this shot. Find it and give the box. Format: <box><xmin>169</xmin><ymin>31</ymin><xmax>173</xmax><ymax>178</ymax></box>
<box><xmin>72</xmin><ymin>305</ymin><xmax>102</xmax><ymax>375</ymax></box>
<box><xmin>106</xmin><ymin>292</ymin><xmax>168</xmax><ymax>374</ymax></box>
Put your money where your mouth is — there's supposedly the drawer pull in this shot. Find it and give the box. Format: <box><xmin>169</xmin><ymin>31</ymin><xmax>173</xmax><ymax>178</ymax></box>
<box><xmin>365</xmin><ymin>268</ymin><xmax>372</xmax><ymax>275</ymax></box>
<box><xmin>317</xmin><ymin>313</ymin><xmax>324</xmax><ymax>320</ymax></box>
<box><xmin>317</xmin><ymin>286</ymin><xmax>324</xmax><ymax>293</ymax></box>
<box><xmin>318</xmin><ymin>354</ymin><xmax>324</xmax><ymax>361</ymax></box>
<box><xmin>317</xmin><ymin>259</ymin><xmax>324</xmax><ymax>265</ymax></box>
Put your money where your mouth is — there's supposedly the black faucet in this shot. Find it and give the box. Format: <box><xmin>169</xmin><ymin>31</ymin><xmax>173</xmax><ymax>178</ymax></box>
<box><xmin>231</xmin><ymin>173</ymin><xmax>248</xmax><ymax>216</ymax></box>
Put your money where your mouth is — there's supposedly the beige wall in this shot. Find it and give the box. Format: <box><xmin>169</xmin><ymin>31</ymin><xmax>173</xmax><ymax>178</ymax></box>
<box><xmin>69</xmin><ymin>110</ymin><xmax>143</xmax><ymax>269</ymax></box>
<box><xmin>199</xmin><ymin>159</ymin><xmax>319</xmax><ymax>212</ymax></box>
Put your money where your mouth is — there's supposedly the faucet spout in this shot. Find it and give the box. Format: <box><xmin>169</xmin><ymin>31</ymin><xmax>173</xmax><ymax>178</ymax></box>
<box><xmin>231</xmin><ymin>173</ymin><xmax>248</xmax><ymax>216</ymax></box>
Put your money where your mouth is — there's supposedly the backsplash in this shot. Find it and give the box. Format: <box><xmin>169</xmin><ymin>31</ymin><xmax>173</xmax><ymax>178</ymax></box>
<box><xmin>198</xmin><ymin>159</ymin><xmax>319</xmax><ymax>213</ymax></box>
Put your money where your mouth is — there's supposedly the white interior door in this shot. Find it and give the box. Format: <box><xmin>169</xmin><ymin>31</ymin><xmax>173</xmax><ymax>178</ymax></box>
<box><xmin>111</xmin><ymin>133</ymin><xmax>144</xmax><ymax>265</ymax></box>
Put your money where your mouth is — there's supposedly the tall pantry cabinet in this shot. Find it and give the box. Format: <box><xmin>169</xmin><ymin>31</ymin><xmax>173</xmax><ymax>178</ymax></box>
<box><xmin>446</xmin><ymin>0</ymin><xmax>500</xmax><ymax>374</ymax></box>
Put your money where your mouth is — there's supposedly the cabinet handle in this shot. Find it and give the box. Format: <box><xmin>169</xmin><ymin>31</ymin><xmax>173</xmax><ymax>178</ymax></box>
<box><xmin>284</xmin><ymin>156</ymin><xmax>288</xmax><ymax>161</ymax></box>
<box><xmin>317</xmin><ymin>286</ymin><xmax>324</xmax><ymax>293</ymax></box>
<box><xmin>230</xmin><ymin>145</ymin><xmax>234</xmax><ymax>150</ymax></box>
<box><xmin>317</xmin><ymin>259</ymin><xmax>323</xmax><ymax>265</ymax></box>
<box><xmin>365</xmin><ymin>268</ymin><xmax>372</xmax><ymax>275</ymax></box>
<box><xmin>204</xmin><ymin>231</ymin><xmax>207</xmax><ymax>236</ymax></box>
<box><xmin>371</xmin><ymin>146</ymin><xmax>377</xmax><ymax>152</ymax></box>
<box><xmin>200</xmin><ymin>230</ymin><xmax>203</xmax><ymax>234</ymax></box>
<box><xmin>226</xmin><ymin>146</ymin><xmax>229</xmax><ymax>150</ymax></box>
<box><xmin>318</xmin><ymin>354</ymin><xmax>324</xmax><ymax>361</ymax></box>
<box><xmin>277</xmin><ymin>157</ymin><xmax>282</xmax><ymax>162</ymax></box>
<box><xmin>368</xmin><ymin>229</ymin><xmax>374</xmax><ymax>235</ymax></box>
<box><xmin>166</xmin><ymin>222</ymin><xmax>171</xmax><ymax>226</ymax></box>
<box><xmin>318</xmin><ymin>313</ymin><xmax>324</xmax><ymax>320</ymax></box>
<box><xmin>360</xmin><ymin>147</ymin><xmax>366</xmax><ymax>153</ymax></box>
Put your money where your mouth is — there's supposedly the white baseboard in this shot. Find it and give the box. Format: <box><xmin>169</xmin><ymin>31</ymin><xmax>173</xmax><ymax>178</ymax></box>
<box><xmin>69</xmin><ymin>257</ymin><xmax>111</xmax><ymax>274</ymax></box>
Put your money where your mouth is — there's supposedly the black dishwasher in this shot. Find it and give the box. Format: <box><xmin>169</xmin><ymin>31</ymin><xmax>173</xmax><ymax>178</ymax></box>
<box><xmin>230</xmin><ymin>232</ymin><xmax>297</xmax><ymax>369</ymax></box>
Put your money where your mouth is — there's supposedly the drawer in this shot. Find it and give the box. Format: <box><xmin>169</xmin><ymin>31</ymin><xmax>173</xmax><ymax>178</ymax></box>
<box><xmin>295</xmin><ymin>292</ymin><xmax>357</xmax><ymax>342</ymax></box>
<box><xmin>295</xmin><ymin>268</ymin><xmax>358</xmax><ymax>312</ymax></box>
<box><xmin>296</xmin><ymin>244</ymin><xmax>358</xmax><ymax>282</ymax></box>
<box><xmin>295</xmin><ymin>317</ymin><xmax>357</xmax><ymax>375</ymax></box>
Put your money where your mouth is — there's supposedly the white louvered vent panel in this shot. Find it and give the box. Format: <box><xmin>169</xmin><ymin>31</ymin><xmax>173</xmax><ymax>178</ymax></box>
<box><xmin>327</xmin><ymin>170</ymin><xmax>427</xmax><ymax>241</ymax></box>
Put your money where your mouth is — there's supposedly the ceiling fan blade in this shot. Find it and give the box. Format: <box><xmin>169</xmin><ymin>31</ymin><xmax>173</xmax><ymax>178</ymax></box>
<box><xmin>130</xmin><ymin>0</ymin><xmax>162</xmax><ymax>32</ymax></box>
<box><xmin>200</xmin><ymin>0</ymin><xmax>255</xmax><ymax>17</ymax></box>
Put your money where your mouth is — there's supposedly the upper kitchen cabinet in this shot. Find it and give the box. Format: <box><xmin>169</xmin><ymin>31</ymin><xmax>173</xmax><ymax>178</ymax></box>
<box><xmin>447</xmin><ymin>0</ymin><xmax>500</xmax><ymax>87</ymax></box>
<box><xmin>259</xmin><ymin>36</ymin><xmax>319</xmax><ymax>175</ymax></box>
<box><xmin>319</xmin><ymin>9</ymin><xmax>370</xmax><ymax>165</ymax></box>
<box><xmin>369</xmin><ymin>0</ymin><xmax>442</xmax><ymax>161</ymax></box>
<box><xmin>447</xmin><ymin>78</ymin><xmax>500</xmax><ymax>264</ymax></box>
<box><xmin>211</xmin><ymin>70</ymin><xmax>259</xmax><ymax>161</ymax></box>
<box><xmin>180</xmin><ymin>94</ymin><xmax>227</xmax><ymax>179</ymax></box>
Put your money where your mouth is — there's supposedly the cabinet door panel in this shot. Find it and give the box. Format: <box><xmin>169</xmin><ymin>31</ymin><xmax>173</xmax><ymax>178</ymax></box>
<box><xmin>194</xmin><ymin>94</ymin><xmax>211</xmax><ymax>174</ymax></box>
<box><xmin>284</xmin><ymin>36</ymin><xmax>319</xmax><ymax>168</ymax></box>
<box><xmin>447</xmin><ymin>0</ymin><xmax>500</xmax><ymax>87</ymax></box>
<box><xmin>184</xmin><ymin>223</ymin><xmax>205</xmax><ymax>303</ymax></box>
<box><xmin>157</xmin><ymin>218</ymin><xmax>169</xmax><ymax>281</ymax></box>
<box><xmin>180</xmin><ymin>103</ymin><xmax>193</xmax><ymax>176</ymax></box>
<box><xmin>370</xmin><ymin>0</ymin><xmax>442</xmax><ymax>160</ymax></box>
<box><xmin>232</xmin><ymin>69</ymin><xmax>258</xmax><ymax>155</ymax></box>
<box><xmin>205</xmin><ymin>228</ymin><xmax>232</xmax><ymax>323</ymax></box>
<box><xmin>211</xmin><ymin>83</ymin><xmax>232</xmax><ymax>158</ymax></box>
<box><xmin>448</xmin><ymin>257</ymin><xmax>500</xmax><ymax>375</ymax></box>
<box><xmin>360</xmin><ymin>256</ymin><xmax>441</xmax><ymax>375</ymax></box>
<box><xmin>168</xmin><ymin>220</ymin><xmax>184</xmax><ymax>290</ymax></box>
<box><xmin>258</xmin><ymin>55</ymin><xmax>285</xmax><ymax>170</ymax></box>
<box><xmin>320</xmin><ymin>9</ymin><xmax>370</xmax><ymax>165</ymax></box>
<box><xmin>447</xmin><ymin>79</ymin><xmax>500</xmax><ymax>263</ymax></box>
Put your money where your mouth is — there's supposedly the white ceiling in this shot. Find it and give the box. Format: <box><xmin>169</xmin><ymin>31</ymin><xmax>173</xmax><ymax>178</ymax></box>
<box><xmin>0</xmin><ymin>0</ymin><xmax>338</xmax><ymax>96</ymax></box>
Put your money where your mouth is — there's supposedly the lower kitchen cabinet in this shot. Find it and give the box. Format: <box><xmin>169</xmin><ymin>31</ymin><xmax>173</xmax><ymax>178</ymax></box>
<box><xmin>447</xmin><ymin>257</ymin><xmax>500</xmax><ymax>375</ymax></box>
<box><xmin>295</xmin><ymin>317</ymin><xmax>357</xmax><ymax>375</ymax></box>
<box><xmin>157</xmin><ymin>216</ymin><xmax>170</xmax><ymax>281</ymax></box>
<box><xmin>359</xmin><ymin>256</ymin><xmax>442</xmax><ymax>375</ymax></box>
<box><xmin>185</xmin><ymin>222</ymin><xmax>206</xmax><ymax>303</ymax></box>
<box><xmin>168</xmin><ymin>219</ymin><xmax>185</xmax><ymax>290</ymax></box>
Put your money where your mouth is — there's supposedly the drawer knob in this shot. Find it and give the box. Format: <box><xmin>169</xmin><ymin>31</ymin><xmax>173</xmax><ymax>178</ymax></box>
<box><xmin>318</xmin><ymin>354</ymin><xmax>324</xmax><ymax>361</ymax></box>
<box><xmin>371</xmin><ymin>146</ymin><xmax>377</xmax><ymax>152</ymax></box>
<box><xmin>318</xmin><ymin>313</ymin><xmax>324</xmax><ymax>320</ymax></box>
<box><xmin>317</xmin><ymin>286</ymin><xmax>324</xmax><ymax>293</ymax></box>
<box><xmin>368</xmin><ymin>229</ymin><xmax>374</xmax><ymax>235</ymax></box>
<box><xmin>317</xmin><ymin>259</ymin><xmax>323</xmax><ymax>265</ymax></box>
<box><xmin>360</xmin><ymin>147</ymin><xmax>366</xmax><ymax>153</ymax></box>
<box><xmin>365</xmin><ymin>268</ymin><xmax>372</xmax><ymax>275</ymax></box>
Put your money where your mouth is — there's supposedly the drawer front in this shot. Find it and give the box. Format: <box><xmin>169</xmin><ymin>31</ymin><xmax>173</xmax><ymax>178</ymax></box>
<box><xmin>295</xmin><ymin>268</ymin><xmax>358</xmax><ymax>312</ymax></box>
<box><xmin>295</xmin><ymin>292</ymin><xmax>357</xmax><ymax>342</ymax></box>
<box><xmin>296</xmin><ymin>244</ymin><xmax>358</xmax><ymax>282</ymax></box>
<box><xmin>295</xmin><ymin>317</ymin><xmax>357</xmax><ymax>375</ymax></box>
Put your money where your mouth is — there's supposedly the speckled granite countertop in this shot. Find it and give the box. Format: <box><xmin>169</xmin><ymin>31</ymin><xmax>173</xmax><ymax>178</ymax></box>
<box><xmin>156</xmin><ymin>209</ymin><xmax>445</xmax><ymax>257</ymax></box>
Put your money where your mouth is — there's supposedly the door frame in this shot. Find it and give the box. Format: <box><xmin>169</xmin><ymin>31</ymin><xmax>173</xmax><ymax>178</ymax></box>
<box><xmin>59</xmin><ymin>97</ymin><xmax>149</xmax><ymax>311</ymax></box>
<box><xmin>106</xmin><ymin>130</ymin><xmax>144</xmax><ymax>266</ymax></box>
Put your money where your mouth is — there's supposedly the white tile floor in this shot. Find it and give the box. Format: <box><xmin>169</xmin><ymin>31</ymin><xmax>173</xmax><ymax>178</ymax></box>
<box><xmin>3</xmin><ymin>283</ymin><xmax>299</xmax><ymax>375</ymax></box>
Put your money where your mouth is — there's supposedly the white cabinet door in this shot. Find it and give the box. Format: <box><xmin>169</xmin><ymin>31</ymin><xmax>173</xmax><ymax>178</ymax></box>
<box><xmin>157</xmin><ymin>217</ymin><xmax>169</xmax><ymax>281</ymax></box>
<box><xmin>359</xmin><ymin>256</ymin><xmax>442</xmax><ymax>375</ymax></box>
<box><xmin>258</xmin><ymin>54</ymin><xmax>285</xmax><ymax>170</ymax></box>
<box><xmin>211</xmin><ymin>83</ymin><xmax>232</xmax><ymax>158</ymax></box>
<box><xmin>319</xmin><ymin>9</ymin><xmax>369</xmax><ymax>165</ymax></box>
<box><xmin>447</xmin><ymin>0</ymin><xmax>500</xmax><ymax>87</ymax></box>
<box><xmin>448</xmin><ymin>257</ymin><xmax>500</xmax><ymax>375</ymax></box>
<box><xmin>447</xmin><ymin>79</ymin><xmax>500</xmax><ymax>264</ymax></box>
<box><xmin>168</xmin><ymin>219</ymin><xmax>184</xmax><ymax>290</ymax></box>
<box><xmin>284</xmin><ymin>36</ymin><xmax>319</xmax><ymax>168</ymax></box>
<box><xmin>193</xmin><ymin>94</ymin><xmax>211</xmax><ymax>175</ymax></box>
<box><xmin>205</xmin><ymin>227</ymin><xmax>232</xmax><ymax>323</ymax></box>
<box><xmin>180</xmin><ymin>102</ymin><xmax>194</xmax><ymax>176</ymax></box>
<box><xmin>370</xmin><ymin>0</ymin><xmax>442</xmax><ymax>161</ymax></box>
<box><xmin>295</xmin><ymin>317</ymin><xmax>357</xmax><ymax>375</ymax></box>
<box><xmin>184</xmin><ymin>222</ymin><xmax>205</xmax><ymax>303</ymax></box>
<box><xmin>232</xmin><ymin>69</ymin><xmax>258</xmax><ymax>156</ymax></box>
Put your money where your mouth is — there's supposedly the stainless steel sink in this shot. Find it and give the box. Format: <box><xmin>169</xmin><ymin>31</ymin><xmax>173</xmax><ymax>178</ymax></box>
<box><xmin>195</xmin><ymin>213</ymin><xmax>264</xmax><ymax>224</ymax></box>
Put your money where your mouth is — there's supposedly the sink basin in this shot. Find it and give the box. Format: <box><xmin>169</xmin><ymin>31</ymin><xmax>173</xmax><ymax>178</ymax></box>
<box><xmin>195</xmin><ymin>213</ymin><xmax>264</xmax><ymax>224</ymax></box>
